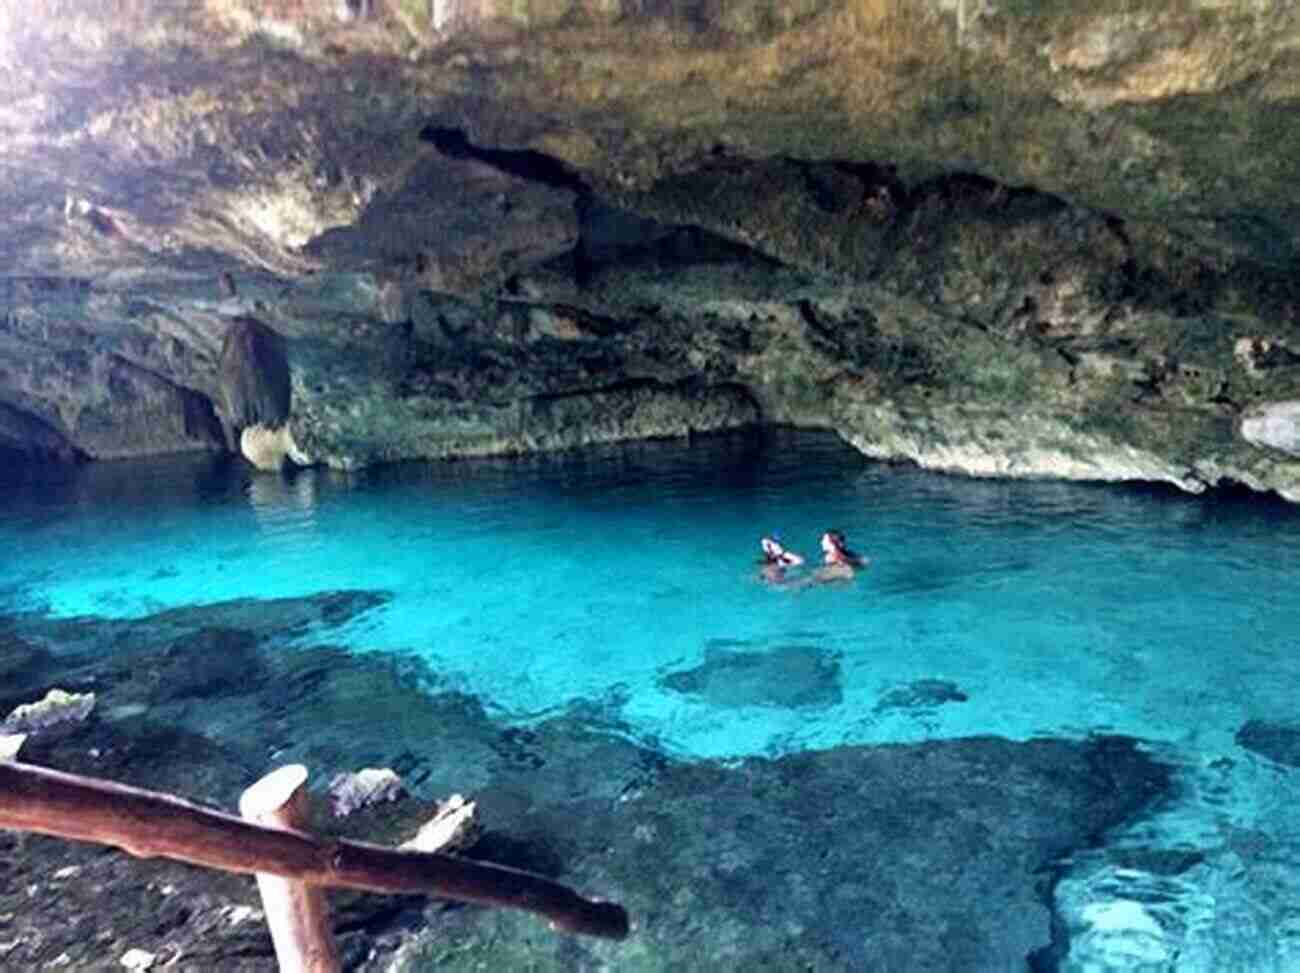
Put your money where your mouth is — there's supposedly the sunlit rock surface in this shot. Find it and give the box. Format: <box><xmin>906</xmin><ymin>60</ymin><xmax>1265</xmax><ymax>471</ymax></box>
<box><xmin>1242</xmin><ymin>401</ymin><xmax>1300</xmax><ymax>457</ymax></box>
<box><xmin>1</xmin><ymin>0</ymin><xmax>1300</xmax><ymax>495</ymax></box>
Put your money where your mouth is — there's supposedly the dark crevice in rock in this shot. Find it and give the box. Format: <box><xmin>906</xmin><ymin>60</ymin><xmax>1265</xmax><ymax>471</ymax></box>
<box><xmin>335</xmin><ymin>0</ymin><xmax>375</xmax><ymax>21</ymax></box>
<box><xmin>794</xmin><ymin>299</ymin><xmax>821</xmax><ymax>331</ymax></box>
<box><xmin>0</xmin><ymin>276</ymin><xmax>92</xmax><ymax>306</ymax></box>
<box><xmin>903</xmin><ymin>170</ymin><xmax>1064</xmax><ymax>217</ymax></box>
<box><xmin>419</xmin><ymin>125</ymin><xmax>587</xmax><ymax>193</ymax></box>
<box><xmin>464</xmin><ymin>831</ymin><xmax>566</xmax><ymax>879</ymax></box>
<box><xmin>798</xmin><ymin>159</ymin><xmax>906</xmax><ymax>215</ymax></box>
<box><xmin>180</xmin><ymin>386</ymin><xmax>226</xmax><ymax>447</ymax></box>
<box><xmin>574</xmin><ymin>196</ymin><xmax>781</xmax><ymax>284</ymax></box>
<box><xmin>415</xmin><ymin>133</ymin><xmax>789</xmax><ymax>288</ymax></box>
<box><xmin>525</xmin><ymin>376</ymin><xmax>691</xmax><ymax>404</ymax></box>
<box><xmin>103</xmin><ymin>351</ymin><xmax>227</xmax><ymax>450</ymax></box>
<box><xmin>1104</xmin><ymin>213</ymin><xmax>1133</xmax><ymax>248</ymax></box>
<box><xmin>523</xmin><ymin>301</ymin><xmax>634</xmax><ymax>339</ymax></box>
<box><xmin>332</xmin><ymin>893</ymin><xmax>428</xmax><ymax>937</ymax></box>
<box><xmin>0</xmin><ymin>399</ymin><xmax>87</xmax><ymax>464</ymax></box>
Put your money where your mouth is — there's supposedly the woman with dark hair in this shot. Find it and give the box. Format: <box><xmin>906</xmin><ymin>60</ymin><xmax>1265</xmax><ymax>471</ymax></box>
<box><xmin>816</xmin><ymin>529</ymin><xmax>867</xmax><ymax>582</ymax></box>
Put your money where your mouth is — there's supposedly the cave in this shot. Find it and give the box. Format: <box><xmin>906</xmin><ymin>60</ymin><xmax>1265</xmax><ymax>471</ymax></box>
<box><xmin>3</xmin><ymin>2</ymin><xmax>1300</xmax><ymax>970</ymax></box>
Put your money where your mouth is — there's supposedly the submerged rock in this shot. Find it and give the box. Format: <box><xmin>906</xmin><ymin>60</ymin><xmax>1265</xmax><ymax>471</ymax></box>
<box><xmin>874</xmin><ymin>678</ymin><xmax>969</xmax><ymax>713</ymax></box>
<box><xmin>8</xmin><ymin>589</ymin><xmax>392</xmax><ymax>659</ymax></box>
<box><xmin>154</xmin><ymin>627</ymin><xmax>265</xmax><ymax>702</ymax></box>
<box><xmin>659</xmin><ymin>643</ymin><xmax>842</xmax><ymax>709</ymax></box>
<box><xmin>0</xmin><ymin>598</ymin><xmax>1174</xmax><ymax>971</ymax></box>
<box><xmin>397</xmin><ymin>732</ymin><xmax>1172</xmax><ymax>971</ymax></box>
<box><xmin>1235</xmin><ymin>719</ymin><xmax>1300</xmax><ymax>767</ymax></box>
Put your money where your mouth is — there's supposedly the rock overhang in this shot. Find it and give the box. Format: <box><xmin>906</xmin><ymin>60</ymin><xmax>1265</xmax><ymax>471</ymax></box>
<box><xmin>1</xmin><ymin>0</ymin><xmax>1299</xmax><ymax>496</ymax></box>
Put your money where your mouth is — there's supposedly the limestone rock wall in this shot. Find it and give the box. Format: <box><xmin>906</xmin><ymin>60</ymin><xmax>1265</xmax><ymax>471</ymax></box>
<box><xmin>1</xmin><ymin>0</ymin><xmax>1299</xmax><ymax>496</ymax></box>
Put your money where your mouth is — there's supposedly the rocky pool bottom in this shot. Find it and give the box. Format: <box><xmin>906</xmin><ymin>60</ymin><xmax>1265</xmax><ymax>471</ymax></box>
<box><xmin>0</xmin><ymin>586</ymin><xmax>1232</xmax><ymax>971</ymax></box>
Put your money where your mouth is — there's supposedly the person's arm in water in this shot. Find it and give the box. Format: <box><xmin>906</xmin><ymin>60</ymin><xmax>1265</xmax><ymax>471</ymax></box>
<box><xmin>758</xmin><ymin>536</ymin><xmax>804</xmax><ymax>585</ymax></box>
<box><xmin>760</xmin><ymin>536</ymin><xmax>804</xmax><ymax>566</ymax></box>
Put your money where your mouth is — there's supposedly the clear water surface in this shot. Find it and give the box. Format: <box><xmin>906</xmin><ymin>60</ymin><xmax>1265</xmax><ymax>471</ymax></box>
<box><xmin>4</xmin><ymin>428</ymin><xmax>1300</xmax><ymax>967</ymax></box>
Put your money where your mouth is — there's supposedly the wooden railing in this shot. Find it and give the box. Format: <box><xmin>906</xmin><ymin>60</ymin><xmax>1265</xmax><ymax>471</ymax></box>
<box><xmin>0</xmin><ymin>752</ymin><xmax>629</xmax><ymax>971</ymax></box>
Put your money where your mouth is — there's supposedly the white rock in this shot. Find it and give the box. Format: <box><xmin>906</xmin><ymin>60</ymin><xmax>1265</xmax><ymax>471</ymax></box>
<box><xmin>329</xmin><ymin>767</ymin><xmax>406</xmax><ymax>816</ymax></box>
<box><xmin>120</xmin><ymin>948</ymin><xmax>157</xmax><ymax>971</ymax></box>
<box><xmin>1241</xmin><ymin>401</ymin><xmax>1300</xmax><ymax>457</ymax></box>
<box><xmin>1075</xmin><ymin>899</ymin><xmax>1172</xmax><ymax>964</ymax></box>
<box><xmin>240</xmin><ymin>423</ymin><xmax>309</xmax><ymax>471</ymax></box>
<box><xmin>223</xmin><ymin>905</ymin><xmax>260</xmax><ymax>926</ymax></box>
<box><xmin>400</xmin><ymin>795</ymin><xmax>481</xmax><ymax>853</ymax></box>
<box><xmin>2</xmin><ymin>689</ymin><xmax>95</xmax><ymax>734</ymax></box>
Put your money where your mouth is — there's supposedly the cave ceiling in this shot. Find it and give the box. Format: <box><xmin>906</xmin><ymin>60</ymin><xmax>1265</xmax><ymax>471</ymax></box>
<box><xmin>2</xmin><ymin>0</ymin><xmax>1300</xmax><ymax>495</ymax></box>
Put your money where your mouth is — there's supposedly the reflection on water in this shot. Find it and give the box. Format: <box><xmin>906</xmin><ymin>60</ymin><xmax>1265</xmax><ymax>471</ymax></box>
<box><xmin>247</xmin><ymin>466</ymin><xmax>321</xmax><ymax>536</ymax></box>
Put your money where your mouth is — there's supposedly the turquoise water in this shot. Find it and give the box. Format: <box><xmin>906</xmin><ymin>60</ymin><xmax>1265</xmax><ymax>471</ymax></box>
<box><xmin>6</xmin><ymin>429</ymin><xmax>1300</xmax><ymax>966</ymax></box>
<box><xmin>5</xmin><ymin>429</ymin><xmax>1299</xmax><ymax>761</ymax></box>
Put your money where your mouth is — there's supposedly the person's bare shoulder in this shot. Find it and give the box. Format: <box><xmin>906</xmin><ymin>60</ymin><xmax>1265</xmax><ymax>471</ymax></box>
<box><xmin>815</xmin><ymin>563</ymin><xmax>856</xmax><ymax>583</ymax></box>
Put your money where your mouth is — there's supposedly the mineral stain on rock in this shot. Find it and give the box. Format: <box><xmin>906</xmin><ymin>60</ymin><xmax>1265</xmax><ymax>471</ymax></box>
<box><xmin>659</xmin><ymin>643</ymin><xmax>842</xmax><ymax>709</ymax></box>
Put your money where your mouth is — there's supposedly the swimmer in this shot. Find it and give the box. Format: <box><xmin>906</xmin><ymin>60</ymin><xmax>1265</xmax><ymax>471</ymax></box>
<box><xmin>814</xmin><ymin>529</ymin><xmax>867</xmax><ymax>583</ymax></box>
<box><xmin>759</xmin><ymin>535</ymin><xmax>804</xmax><ymax>584</ymax></box>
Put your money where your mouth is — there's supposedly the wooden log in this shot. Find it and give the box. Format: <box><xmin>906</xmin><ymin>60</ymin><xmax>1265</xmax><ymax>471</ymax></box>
<box><xmin>0</xmin><ymin>760</ymin><xmax>629</xmax><ymax>940</ymax></box>
<box><xmin>240</xmin><ymin>766</ymin><xmax>341</xmax><ymax>973</ymax></box>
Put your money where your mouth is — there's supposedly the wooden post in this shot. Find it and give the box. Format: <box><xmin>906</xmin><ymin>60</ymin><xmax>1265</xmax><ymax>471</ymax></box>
<box><xmin>240</xmin><ymin>765</ymin><xmax>341</xmax><ymax>973</ymax></box>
